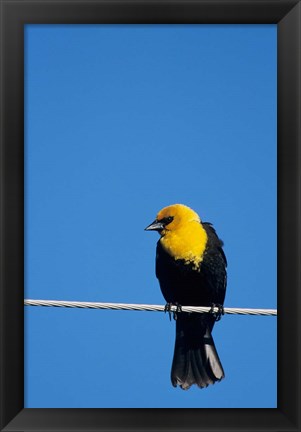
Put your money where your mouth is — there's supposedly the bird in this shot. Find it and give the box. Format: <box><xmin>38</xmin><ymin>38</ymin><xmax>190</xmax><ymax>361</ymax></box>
<box><xmin>145</xmin><ymin>203</ymin><xmax>227</xmax><ymax>390</ymax></box>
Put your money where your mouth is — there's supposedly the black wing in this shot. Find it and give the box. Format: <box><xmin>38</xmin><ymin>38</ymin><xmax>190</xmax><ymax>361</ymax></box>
<box><xmin>201</xmin><ymin>222</ymin><xmax>227</xmax><ymax>305</ymax></box>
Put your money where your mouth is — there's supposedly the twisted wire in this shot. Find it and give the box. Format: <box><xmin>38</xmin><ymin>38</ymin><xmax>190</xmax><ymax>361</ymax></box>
<box><xmin>24</xmin><ymin>299</ymin><xmax>277</xmax><ymax>316</ymax></box>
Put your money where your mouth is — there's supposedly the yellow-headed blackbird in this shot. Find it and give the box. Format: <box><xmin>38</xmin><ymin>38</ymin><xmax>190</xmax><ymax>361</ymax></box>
<box><xmin>145</xmin><ymin>204</ymin><xmax>227</xmax><ymax>390</ymax></box>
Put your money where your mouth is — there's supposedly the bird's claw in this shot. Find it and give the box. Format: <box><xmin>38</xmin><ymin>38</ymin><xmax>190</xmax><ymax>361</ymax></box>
<box><xmin>209</xmin><ymin>303</ymin><xmax>224</xmax><ymax>321</ymax></box>
<box><xmin>164</xmin><ymin>303</ymin><xmax>182</xmax><ymax>321</ymax></box>
<box><xmin>173</xmin><ymin>303</ymin><xmax>182</xmax><ymax>320</ymax></box>
<box><xmin>164</xmin><ymin>302</ymin><xmax>172</xmax><ymax>321</ymax></box>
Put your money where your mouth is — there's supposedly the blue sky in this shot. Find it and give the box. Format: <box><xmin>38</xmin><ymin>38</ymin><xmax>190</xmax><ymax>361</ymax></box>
<box><xmin>24</xmin><ymin>24</ymin><xmax>277</xmax><ymax>408</ymax></box>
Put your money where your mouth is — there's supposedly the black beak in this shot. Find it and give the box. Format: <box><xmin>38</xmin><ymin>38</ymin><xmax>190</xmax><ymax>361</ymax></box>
<box><xmin>145</xmin><ymin>219</ymin><xmax>164</xmax><ymax>231</ymax></box>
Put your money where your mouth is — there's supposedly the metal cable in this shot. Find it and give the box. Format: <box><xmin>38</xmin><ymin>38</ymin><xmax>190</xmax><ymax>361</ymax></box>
<box><xmin>24</xmin><ymin>299</ymin><xmax>277</xmax><ymax>316</ymax></box>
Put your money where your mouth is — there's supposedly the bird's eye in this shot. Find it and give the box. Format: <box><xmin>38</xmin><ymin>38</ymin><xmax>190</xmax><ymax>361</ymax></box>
<box><xmin>160</xmin><ymin>216</ymin><xmax>174</xmax><ymax>226</ymax></box>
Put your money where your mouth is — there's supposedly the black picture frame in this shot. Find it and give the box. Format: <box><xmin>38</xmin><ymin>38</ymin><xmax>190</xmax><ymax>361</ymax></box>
<box><xmin>0</xmin><ymin>1</ymin><xmax>300</xmax><ymax>431</ymax></box>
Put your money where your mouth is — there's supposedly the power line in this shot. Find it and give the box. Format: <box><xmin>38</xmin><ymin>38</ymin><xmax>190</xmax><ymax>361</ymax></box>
<box><xmin>24</xmin><ymin>299</ymin><xmax>277</xmax><ymax>316</ymax></box>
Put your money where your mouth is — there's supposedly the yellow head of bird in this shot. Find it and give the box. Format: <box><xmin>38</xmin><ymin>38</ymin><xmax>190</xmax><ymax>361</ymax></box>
<box><xmin>145</xmin><ymin>204</ymin><xmax>201</xmax><ymax>235</ymax></box>
<box><xmin>145</xmin><ymin>204</ymin><xmax>207</xmax><ymax>267</ymax></box>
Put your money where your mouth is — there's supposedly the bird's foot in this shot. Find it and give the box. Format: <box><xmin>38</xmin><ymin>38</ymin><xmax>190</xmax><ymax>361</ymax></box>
<box><xmin>209</xmin><ymin>303</ymin><xmax>224</xmax><ymax>321</ymax></box>
<box><xmin>164</xmin><ymin>303</ymin><xmax>182</xmax><ymax>321</ymax></box>
<box><xmin>173</xmin><ymin>303</ymin><xmax>182</xmax><ymax>320</ymax></box>
<box><xmin>164</xmin><ymin>303</ymin><xmax>173</xmax><ymax>321</ymax></box>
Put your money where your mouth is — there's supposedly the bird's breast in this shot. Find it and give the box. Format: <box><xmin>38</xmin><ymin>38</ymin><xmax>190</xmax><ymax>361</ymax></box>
<box><xmin>160</xmin><ymin>222</ymin><xmax>208</xmax><ymax>270</ymax></box>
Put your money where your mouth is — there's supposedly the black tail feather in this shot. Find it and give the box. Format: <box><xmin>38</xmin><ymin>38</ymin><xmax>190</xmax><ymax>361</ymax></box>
<box><xmin>171</xmin><ymin>313</ymin><xmax>224</xmax><ymax>390</ymax></box>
